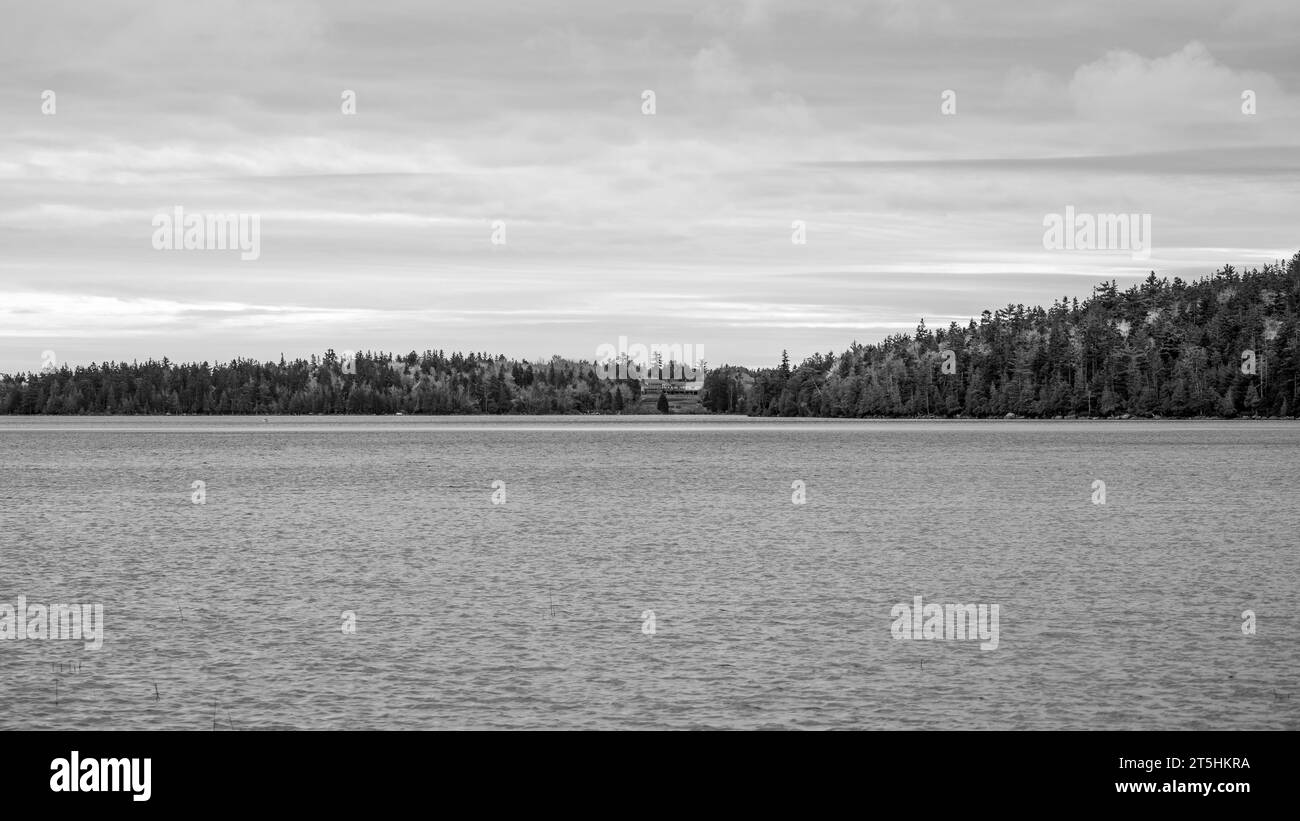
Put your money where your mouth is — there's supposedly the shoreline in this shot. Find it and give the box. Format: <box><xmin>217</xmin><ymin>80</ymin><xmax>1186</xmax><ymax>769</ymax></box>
<box><xmin>1</xmin><ymin>413</ymin><xmax>1295</xmax><ymax>423</ymax></box>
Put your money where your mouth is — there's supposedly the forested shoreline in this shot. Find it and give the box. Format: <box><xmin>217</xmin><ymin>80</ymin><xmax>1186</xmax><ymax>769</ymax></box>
<box><xmin>4</xmin><ymin>254</ymin><xmax>1299</xmax><ymax>418</ymax></box>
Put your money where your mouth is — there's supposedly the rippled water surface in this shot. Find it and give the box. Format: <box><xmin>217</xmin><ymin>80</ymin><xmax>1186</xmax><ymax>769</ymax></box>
<box><xmin>1</xmin><ymin>416</ymin><xmax>1297</xmax><ymax>730</ymax></box>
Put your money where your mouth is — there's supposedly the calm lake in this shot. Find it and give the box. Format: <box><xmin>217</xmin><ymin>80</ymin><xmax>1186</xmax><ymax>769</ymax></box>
<box><xmin>1</xmin><ymin>416</ymin><xmax>1297</xmax><ymax>730</ymax></box>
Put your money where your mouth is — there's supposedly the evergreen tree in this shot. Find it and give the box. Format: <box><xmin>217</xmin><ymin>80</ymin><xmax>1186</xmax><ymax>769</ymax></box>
<box><xmin>2</xmin><ymin>256</ymin><xmax>1298</xmax><ymax>419</ymax></box>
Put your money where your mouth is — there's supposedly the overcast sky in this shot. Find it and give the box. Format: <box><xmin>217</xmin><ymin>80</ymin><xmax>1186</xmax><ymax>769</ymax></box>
<box><xmin>1</xmin><ymin>0</ymin><xmax>1297</xmax><ymax>373</ymax></box>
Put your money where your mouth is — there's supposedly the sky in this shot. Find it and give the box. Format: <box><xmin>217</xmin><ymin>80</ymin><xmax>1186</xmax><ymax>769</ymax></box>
<box><xmin>1</xmin><ymin>0</ymin><xmax>1298</xmax><ymax>374</ymax></box>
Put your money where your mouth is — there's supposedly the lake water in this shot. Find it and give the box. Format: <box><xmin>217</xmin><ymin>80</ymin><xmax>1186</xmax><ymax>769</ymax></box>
<box><xmin>1</xmin><ymin>417</ymin><xmax>1297</xmax><ymax>730</ymax></box>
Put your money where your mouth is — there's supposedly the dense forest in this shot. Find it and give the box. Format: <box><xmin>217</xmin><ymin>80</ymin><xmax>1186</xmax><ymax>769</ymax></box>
<box><xmin>703</xmin><ymin>254</ymin><xmax>1300</xmax><ymax>418</ymax></box>
<box><xmin>0</xmin><ymin>349</ymin><xmax>638</xmax><ymax>416</ymax></box>
<box><xmin>3</xmin><ymin>254</ymin><xmax>1299</xmax><ymax>418</ymax></box>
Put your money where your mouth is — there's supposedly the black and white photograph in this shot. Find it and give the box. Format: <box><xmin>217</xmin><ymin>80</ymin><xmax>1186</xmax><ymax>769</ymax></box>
<box><xmin>0</xmin><ymin>0</ymin><xmax>1294</xmax><ymax>806</ymax></box>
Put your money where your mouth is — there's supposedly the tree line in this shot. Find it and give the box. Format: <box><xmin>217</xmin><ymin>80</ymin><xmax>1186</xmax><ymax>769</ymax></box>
<box><xmin>702</xmin><ymin>255</ymin><xmax>1300</xmax><ymax>418</ymax></box>
<box><xmin>3</xmin><ymin>254</ymin><xmax>1298</xmax><ymax>417</ymax></box>
<box><xmin>0</xmin><ymin>349</ymin><xmax>638</xmax><ymax>416</ymax></box>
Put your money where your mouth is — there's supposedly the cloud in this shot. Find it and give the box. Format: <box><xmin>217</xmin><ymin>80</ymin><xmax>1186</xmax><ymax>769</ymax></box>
<box><xmin>877</xmin><ymin>0</ymin><xmax>956</xmax><ymax>33</ymax></box>
<box><xmin>1000</xmin><ymin>65</ymin><xmax>1069</xmax><ymax>113</ymax></box>
<box><xmin>0</xmin><ymin>2</ymin><xmax>1296</xmax><ymax>372</ymax></box>
<box><xmin>1069</xmin><ymin>41</ymin><xmax>1283</xmax><ymax>122</ymax></box>
<box><xmin>691</xmin><ymin>40</ymin><xmax>754</xmax><ymax>97</ymax></box>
